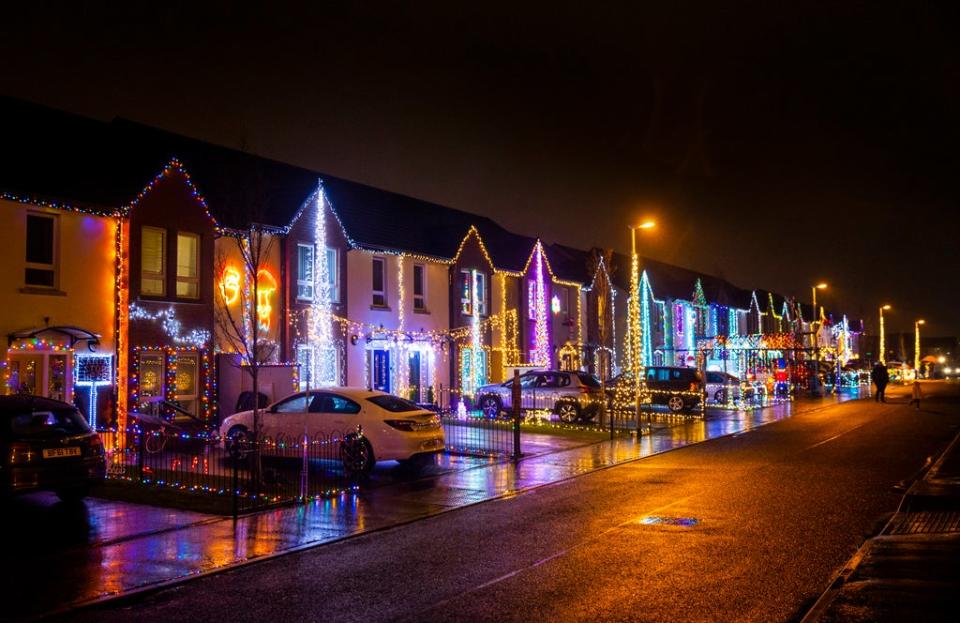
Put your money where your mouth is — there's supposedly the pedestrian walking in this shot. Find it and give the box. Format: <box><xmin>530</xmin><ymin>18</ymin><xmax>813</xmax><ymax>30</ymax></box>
<box><xmin>909</xmin><ymin>380</ymin><xmax>922</xmax><ymax>409</ymax></box>
<box><xmin>871</xmin><ymin>362</ymin><xmax>889</xmax><ymax>403</ymax></box>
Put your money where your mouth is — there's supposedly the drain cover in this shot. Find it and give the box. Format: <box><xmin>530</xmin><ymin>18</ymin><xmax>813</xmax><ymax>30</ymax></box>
<box><xmin>889</xmin><ymin>511</ymin><xmax>960</xmax><ymax>535</ymax></box>
<box><xmin>639</xmin><ymin>516</ymin><xmax>699</xmax><ymax>527</ymax></box>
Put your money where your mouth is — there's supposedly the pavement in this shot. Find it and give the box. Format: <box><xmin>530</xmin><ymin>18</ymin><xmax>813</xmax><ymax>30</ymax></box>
<box><xmin>3</xmin><ymin>390</ymin><xmax>859</xmax><ymax>621</ymax></box>
<box><xmin>804</xmin><ymin>381</ymin><xmax>960</xmax><ymax>622</ymax></box>
<box><xmin>63</xmin><ymin>382</ymin><xmax>960</xmax><ymax>623</ymax></box>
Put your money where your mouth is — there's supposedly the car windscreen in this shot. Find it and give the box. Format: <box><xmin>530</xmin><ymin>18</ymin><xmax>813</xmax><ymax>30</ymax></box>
<box><xmin>6</xmin><ymin>408</ymin><xmax>91</xmax><ymax>438</ymax></box>
<box><xmin>367</xmin><ymin>395</ymin><xmax>422</xmax><ymax>412</ymax></box>
<box><xmin>577</xmin><ymin>373</ymin><xmax>602</xmax><ymax>388</ymax></box>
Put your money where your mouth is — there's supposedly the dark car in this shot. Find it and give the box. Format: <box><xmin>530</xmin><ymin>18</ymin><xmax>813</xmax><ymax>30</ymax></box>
<box><xmin>1</xmin><ymin>395</ymin><xmax>106</xmax><ymax>502</ymax></box>
<box><xmin>643</xmin><ymin>366</ymin><xmax>704</xmax><ymax>413</ymax></box>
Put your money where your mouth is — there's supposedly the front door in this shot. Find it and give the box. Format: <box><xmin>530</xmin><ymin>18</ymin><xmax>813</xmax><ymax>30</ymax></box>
<box><xmin>372</xmin><ymin>349</ymin><xmax>390</xmax><ymax>393</ymax></box>
<box><xmin>5</xmin><ymin>350</ymin><xmax>73</xmax><ymax>401</ymax></box>
<box><xmin>408</xmin><ymin>351</ymin><xmax>421</xmax><ymax>402</ymax></box>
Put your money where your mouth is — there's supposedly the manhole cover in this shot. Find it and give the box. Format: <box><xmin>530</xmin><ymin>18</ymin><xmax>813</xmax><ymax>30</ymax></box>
<box><xmin>638</xmin><ymin>516</ymin><xmax>699</xmax><ymax>527</ymax></box>
<box><xmin>889</xmin><ymin>511</ymin><xmax>960</xmax><ymax>535</ymax></box>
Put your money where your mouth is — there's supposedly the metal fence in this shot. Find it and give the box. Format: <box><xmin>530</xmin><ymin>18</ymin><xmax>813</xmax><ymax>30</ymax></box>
<box><xmin>101</xmin><ymin>427</ymin><xmax>364</xmax><ymax>516</ymax></box>
<box><xmin>441</xmin><ymin>412</ymin><xmax>518</xmax><ymax>458</ymax></box>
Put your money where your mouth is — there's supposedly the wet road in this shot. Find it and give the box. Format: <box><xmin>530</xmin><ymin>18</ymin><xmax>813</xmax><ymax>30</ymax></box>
<box><xmin>70</xmin><ymin>383</ymin><xmax>960</xmax><ymax>623</ymax></box>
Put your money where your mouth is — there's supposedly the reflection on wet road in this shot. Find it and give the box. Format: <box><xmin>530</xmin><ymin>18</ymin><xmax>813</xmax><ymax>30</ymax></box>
<box><xmin>3</xmin><ymin>391</ymin><xmax>861</xmax><ymax>620</ymax></box>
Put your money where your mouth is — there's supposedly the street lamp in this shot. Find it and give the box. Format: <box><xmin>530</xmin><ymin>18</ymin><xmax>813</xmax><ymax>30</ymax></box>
<box><xmin>812</xmin><ymin>283</ymin><xmax>827</xmax><ymax>322</ymax></box>
<box><xmin>628</xmin><ymin>221</ymin><xmax>655</xmax><ymax>424</ymax></box>
<box><xmin>915</xmin><ymin>319</ymin><xmax>925</xmax><ymax>374</ymax></box>
<box><xmin>879</xmin><ymin>304</ymin><xmax>892</xmax><ymax>365</ymax></box>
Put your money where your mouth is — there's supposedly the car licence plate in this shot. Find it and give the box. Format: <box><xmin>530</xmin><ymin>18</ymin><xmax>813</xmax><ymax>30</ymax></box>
<box><xmin>42</xmin><ymin>447</ymin><xmax>81</xmax><ymax>459</ymax></box>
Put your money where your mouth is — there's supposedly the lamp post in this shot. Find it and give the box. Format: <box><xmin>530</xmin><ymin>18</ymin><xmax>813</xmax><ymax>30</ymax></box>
<box><xmin>915</xmin><ymin>319</ymin><xmax>925</xmax><ymax>375</ymax></box>
<box><xmin>811</xmin><ymin>282</ymin><xmax>827</xmax><ymax>366</ymax></box>
<box><xmin>628</xmin><ymin>221</ymin><xmax>655</xmax><ymax>424</ymax></box>
<box><xmin>879</xmin><ymin>305</ymin><xmax>892</xmax><ymax>365</ymax></box>
<box><xmin>812</xmin><ymin>283</ymin><xmax>827</xmax><ymax>322</ymax></box>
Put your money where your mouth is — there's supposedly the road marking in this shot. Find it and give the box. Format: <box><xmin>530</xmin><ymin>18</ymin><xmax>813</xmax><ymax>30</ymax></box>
<box><xmin>806</xmin><ymin>421</ymin><xmax>871</xmax><ymax>450</ymax></box>
<box><xmin>414</xmin><ymin>497</ymin><xmax>692</xmax><ymax>616</ymax></box>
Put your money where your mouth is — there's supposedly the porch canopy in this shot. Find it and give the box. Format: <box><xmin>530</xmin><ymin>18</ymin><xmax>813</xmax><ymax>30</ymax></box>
<box><xmin>8</xmin><ymin>326</ymin><xmax>101</xmax><ymax>350</ymax></box>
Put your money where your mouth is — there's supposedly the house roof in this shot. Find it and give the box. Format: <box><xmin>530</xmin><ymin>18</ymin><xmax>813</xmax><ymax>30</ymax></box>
<box><xmin>319</xmin><ymin>175</ymin><xmax>536</xmax><ymax>269</ymax></box>
<box><xmin>0</xmin><ymin>96</ymin><xmax>117</xmax><ymax>214</ymax></box>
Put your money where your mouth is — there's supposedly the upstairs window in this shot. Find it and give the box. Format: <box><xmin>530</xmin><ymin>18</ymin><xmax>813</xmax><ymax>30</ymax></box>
<box><xmin>461</xmin><ymin>270</ymin><xmax>487</xmax><ymax>316</ymax></box>
<box><xmin>141</xmin><ymin>226</ymin><xmax>166</xmax><ymax>296</ymax></box>
<box><xmin>297</xmin><ymin>243</ymin><xmax>314</xmax><ymax>302</ymax></box>
<box><xmin>460</xmin><ymin>270</ymin><xmax>473</xmax><ymax>315</ymax></box>
<box><xmin>372</xmin><ymin>257</ymin><xmax>386</xmax><ymax>307</ymax></box>
<box><xmin>326</xmin><ymin>247</ymin><xmax>340</xmax><ymax>303</ymax></box>
<box><xmin>25</xmin><ymin>213</ymin><xmax>57</xmax><ymax>288</ymax></box>
<box><xmin>413</xmin><ymin>263</ymin><xmax>426</xmax><ymax>310</ymax></box>
<box><xmin>176</xmin><ymin>232</ymin><xmax>200</xmax><ymax>299</ymax></box>
<box><xmin>475</xmin><ymin>272</ymin><xmax>487</xmax><ymax>315</ymax></box>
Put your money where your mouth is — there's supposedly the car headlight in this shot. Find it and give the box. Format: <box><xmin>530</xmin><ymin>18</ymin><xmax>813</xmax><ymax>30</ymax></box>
<box><xmin>945</xmin><ymin>367</ymin><xmax>953</xmax><ymax>374</ymax></box>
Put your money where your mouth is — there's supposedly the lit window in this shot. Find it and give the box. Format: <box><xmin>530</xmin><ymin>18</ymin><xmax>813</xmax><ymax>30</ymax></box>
<box><xmin>476</xmin><ymin>272</ymin><xmax>486</xmax><ymax>315</ymax></box>
<box><xmin>176</xmin><ymin>232</ymin><xmax>200</xmax><ymax>299</ymax></box>
<box><xmin>413</xmin><ymin>264</ymin><xmax>426</xmax><ymax>310</ymax></box>
<box><xmin>25</xmin><ymin>212</ymin><xmax>57</xmax><ymax>288</ymax></box>
<box><xmin>141</xmin><ymin>226</ymin><xmax>166</xmax><ymax>296</ymax></box>
<box><xmin>528</xmin><ymin>279</ymin><xmax>537</xmax><ymax>320</ymax></box>
<box><xmin>372</xmin><ymin>257</ymin><xmax>386</xmax><ymax>306</ymax></box>
<box><xmin>174</xmin><ymin>352</ymin><xmax>199</xmax><ymax>414</ymax></box>
<box><xmin>326</xmin><ymin>247</ymin><xmax>339</xmax><ymax>303</ymax></box>
<box><xmin>460</xmin><ymin>270</ymin><xmax>472</xmax><ymax>315</ymax></box>
<box><xmin>297</xmin><ymin>243</ymin><xmax>314</xmax><ymax>302</ymax></box>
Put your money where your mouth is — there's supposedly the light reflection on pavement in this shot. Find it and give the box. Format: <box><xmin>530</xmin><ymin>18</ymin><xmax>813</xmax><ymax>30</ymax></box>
<box><xmin>3</xmin><ymin>390</ymin><xmax>862</xmax><ymax>620</ymax></box>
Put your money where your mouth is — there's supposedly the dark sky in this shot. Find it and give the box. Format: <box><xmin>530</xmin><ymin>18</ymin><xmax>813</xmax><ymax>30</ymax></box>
<box><xmin>3</xmin><ymin>2</ymin><xmax>959</xmax><ymax>335</ymax></box>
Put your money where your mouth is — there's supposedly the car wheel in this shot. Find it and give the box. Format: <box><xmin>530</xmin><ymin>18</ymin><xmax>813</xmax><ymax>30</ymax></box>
<box><xmin>56</xmin><ymin>485</ymin><xmax>89</xmax><ymax>503</ymax></box>
<box><xmin>341</xmin><ymin>434</ymin><xmax>375</xmax><ymax>474</ymax></box>
<box><xmin>556</xmin><ymin>401</ymin><xmax>580</xmax><ymax>423</ymax></box>
<box><xmin>478</xmin><ymin>395</ymin><xmax>502</xmax><ymax>419</ymax></box>
<box><xmin>226</xmin><ymin>425</ymin><xmax>252</xmax><ymax>459</ymax></box>
<box><xmin>667</xmin><ymin>395</ymin><xmax>685</xmax><ymax>413</ymax></box>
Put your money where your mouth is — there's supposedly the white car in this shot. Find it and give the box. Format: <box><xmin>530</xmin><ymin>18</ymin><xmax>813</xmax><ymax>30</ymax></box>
<box><xmin>219</xmin><ymin>387</ymin><xmax>445</xmax><ymax>473</ymax></box>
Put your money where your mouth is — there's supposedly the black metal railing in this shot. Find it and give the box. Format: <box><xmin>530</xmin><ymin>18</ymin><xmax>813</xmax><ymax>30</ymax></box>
<box><xmin>441</xmin><ymin>411</ymin><xmax>516</xmax><ymax>458</ymax></box>
<box><xmin>101</xmin><ymin>426</ymin><xmax>365</xmax><ymax>516</ymax></box>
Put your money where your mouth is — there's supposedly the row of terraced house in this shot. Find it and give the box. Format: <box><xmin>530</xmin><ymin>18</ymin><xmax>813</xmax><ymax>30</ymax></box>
<box><xmin>0</xmin><ymin>97</ymin><xmax>863</xmax><ymax>431</ymax></box>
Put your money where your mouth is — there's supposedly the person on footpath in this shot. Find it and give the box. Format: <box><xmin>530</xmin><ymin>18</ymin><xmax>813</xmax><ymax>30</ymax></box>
<box><xmin>871</xmin><ymin>361</ymin><xmax>889</xmax><ymax>403</ymax></box>
<box><xmin>909</xmin><ymin>379</ymin><xmax>923</xmax><ymax>409</ymax></box>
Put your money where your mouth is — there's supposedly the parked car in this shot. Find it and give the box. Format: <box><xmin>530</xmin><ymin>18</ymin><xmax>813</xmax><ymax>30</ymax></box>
<box><xmin>642</xmin><ymin>366</ymin><xmax>704</xmax><ymax>413</ymax></box>
<box><xmin>704</xmin><ymin>370</ymin><xmax>749</xmax><ymax>404</ymax></box>
<box><xmin>219</xmin><ymin>388</ymin><xmax>445</xmax><ymax>473</ymax></box>
<box><xmin>1</xmin><ymin>395</ymin><xmax>106</xmax><ymax>502</ymax></box>
<box><xmin>475</xmin><ymin>370</ymin><xmax>603</xmax><ymax>423</ymax></box>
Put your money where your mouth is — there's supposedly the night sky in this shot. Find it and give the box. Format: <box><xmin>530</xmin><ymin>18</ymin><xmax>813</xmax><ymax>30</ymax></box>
<box><xmin>3</xmin><ymin>3</ymin><xmax>958</xmax><ymax>335</ymax></box>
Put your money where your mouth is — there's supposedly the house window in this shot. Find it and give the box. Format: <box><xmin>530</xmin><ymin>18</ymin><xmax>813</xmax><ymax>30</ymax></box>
<box><xmin>475</xmin><ymin>272</ymin><xmax>486</xmax><ymax>315</ymax></box>
<box><xmin>25</xmin><ymin>212</ymin><xmax>57</xmax><ymax>287</ymax></box>
<box><xmin>527</xmin><ymin>279</ymin><xmax>537</xmax><ymax>320</ymax></box>
<box><xmin>413</xmin><ymin>263</ymin><xmax>426</xmax><ymax>310</ymax></box>
<box><xmin>326</xmin><ymin>247</ymin><xmax>340</xmax><ymax>304</ymax></box>
<box><xmin>141</xmin><ymin>226</ymin><xmax>166</xmax><ymax>296</ymax></box>
<box><xmin>372</xmin><ymin>257</ymin><xmax>386</xmax><ymax>307</ymax></box>
<box><xmin>176</xmin><ymin>232</ymin><xmax>200</xmax><ymax>299</ymax></box>
<box><xmin>174</xmin><ymin>352</ymin><xmax>199</xmax><ymax>414</ymax></box>
<box><xmin>461</xmin><ymin>270</ymin><xmax>486</xmax><ymax>316</ymax></box>
<box><xmin>297</xmin><ymin>244</ymin><xmax>314</xmax><ymax>302</ymax></box>
<box><xmin>460</xmin><ymin>270</ymin><xmax>472</xmax><ymax>315</ymax></box>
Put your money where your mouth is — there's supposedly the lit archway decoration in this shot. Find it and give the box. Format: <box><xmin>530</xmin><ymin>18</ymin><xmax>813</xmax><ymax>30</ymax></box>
<box><xmin>256</xmin><ymin>269</ymin><xmax>278</xmax><ymax>331</ymax></box>
<box><xmin>220</xmin><ymin>265</ymin><xmax>241</xmax><ymax>306</ymax></box>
